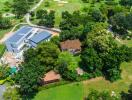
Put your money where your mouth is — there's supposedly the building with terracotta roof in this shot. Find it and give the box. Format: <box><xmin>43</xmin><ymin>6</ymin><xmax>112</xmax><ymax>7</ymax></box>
<box><xmin>42</xmin><ymin>70</ymin><xmax>61</xmax><ymax>84</ymax></box>
<box><xmin>60</xmin><ymin>39</ymin><xmax>81</xmax><ymax>54</ymax></box>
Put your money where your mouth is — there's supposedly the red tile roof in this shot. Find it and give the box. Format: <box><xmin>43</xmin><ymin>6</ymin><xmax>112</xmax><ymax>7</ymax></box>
<box><xmin>43</xmin><ymin>70</ymin><xmax>61</xmax><ymax>82</ymax></box>
<box><xmin>60</xmin><ymin>39</ymin><xmax>81</xmax><ymax>50</ymax></box>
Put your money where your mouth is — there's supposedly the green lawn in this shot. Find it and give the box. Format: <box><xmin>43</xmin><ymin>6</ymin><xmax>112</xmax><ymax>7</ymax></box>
<box><xmin>33</xmin><ymin>82</ymin><xmax>83</xmax><ymax>100</ymax></box>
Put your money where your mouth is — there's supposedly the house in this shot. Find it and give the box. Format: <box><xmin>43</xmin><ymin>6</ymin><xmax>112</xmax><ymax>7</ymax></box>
<box><xmin>5</xmin><ymin>26</ymin><xmax>39</xmax><ymax>59</ymax></box>
<box><xmin>29</xmin><ymin>31</ymin><xmax>52</xmax><ymax>48</ymax></box>
<box><xmin>42</xmin><ymin>70</ymin><xmax>61</xmax><ymax>84</ymax></box>
<box><xmin>60</xmin><ymin>39</ymin><xmax>81</xmax><ymax>54</ymax></box>
<box><xmin>5</xmin><ymin>26</ymin><xmax>52</xmax><ymax>60</ymax></box>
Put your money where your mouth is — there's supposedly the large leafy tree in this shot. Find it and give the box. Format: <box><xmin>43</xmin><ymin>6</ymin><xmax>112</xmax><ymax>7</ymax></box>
<box><xmin>57</xmin><ymin>52</ymin><xmax>78</xmax><ymax>81</ymax></box>
<box><xmin>109</xmin><ymin>12</ymin><xmax>132</xmax><ymax>35</ymax></box>
<box><xmin>0</xmin><ymin>18</ymin><xmax>12</xmax><ymax>29</ymax></box>
<box><xmin>12</xmin><ymin>0</ymin><xmax>30</xmax><ymax>17</ymax></box>
<box><xmin>15</xmin><ymin>59</ymin><xmax>45</xmax><ymax>95</ymax></box>
<box><xmin>120</xmin><ymin>0</ymin><xmax>132</xmax><ymax>7</ymax></box>
<box><xmin>0</xmin><ymin>66</ymin><xmax>11</xmax><ymax>80</ymax></box>
<box><xmin>81</xmin><ymin>23</ymin><xmax>132</xmax><ymax>81</ymax></box>
<box><xmin>91</xmin><ymin>9</ymin><xmax>105</xmax><ymax>22</ymax></box>
<box><xmin>38</xmin><ymin>10</ymin><xmax>55</xmax><ymax>28</ymax></box>
<box><xmin>35</xmin><ymin>42</ymin><xmax>60</xmax><ymax>70</ymax></box>
<box><xmin>80</xmin><ymin>48</ymin><xmax>103</xmax><ymax>75</ymax></box>
<box><xmin>15</xmin><ymin>42</ymin><xmax>60</xmax><ymax>95</ymax></box>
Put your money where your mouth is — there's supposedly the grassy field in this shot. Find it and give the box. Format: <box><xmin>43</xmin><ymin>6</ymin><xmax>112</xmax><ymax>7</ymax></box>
<box><xmin>33</xmin><ymin>83</ymin><xmax>83</xmax><ymax>100</ymax></box>
<box><xmin>36</xmin><ymin>0</ymin><xmax>104</xmax><ymax>27</ymax></box>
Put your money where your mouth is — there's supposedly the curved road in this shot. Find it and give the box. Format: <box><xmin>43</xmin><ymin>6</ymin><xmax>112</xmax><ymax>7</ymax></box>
<box><xmin>25</xmin><ymin>0</ymin><xmax>44</xmax><ymax>26</ymax></box>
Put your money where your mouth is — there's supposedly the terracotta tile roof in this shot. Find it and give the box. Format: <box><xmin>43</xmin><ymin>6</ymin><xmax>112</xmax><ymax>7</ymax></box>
<box><xmin>43</xmin><ymin>70</ymin><xmax>61</xmax><ymax>82</ymax></box>
<box><xmin>60</xmin><ymin>39</ymin><xmax>81</xmax><ymax>50</ymax></box>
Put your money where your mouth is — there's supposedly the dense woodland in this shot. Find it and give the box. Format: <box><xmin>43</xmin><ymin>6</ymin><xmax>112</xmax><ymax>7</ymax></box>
<box><xmin>0</xmin><ymin>0</ymin><xmax>132</xmax><ymax>99</ymax></box>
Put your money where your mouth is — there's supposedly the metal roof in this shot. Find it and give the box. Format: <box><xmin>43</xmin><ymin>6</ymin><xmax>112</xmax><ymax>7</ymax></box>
<box><xmin>30</xmin><ymin>31</ymin><xmax>52</xmax><ymax>43</ymax></box>
<box><xmin>6</xmin><ymin>26</ymin><xmax>33</xmax><ymax>43</ymax></box>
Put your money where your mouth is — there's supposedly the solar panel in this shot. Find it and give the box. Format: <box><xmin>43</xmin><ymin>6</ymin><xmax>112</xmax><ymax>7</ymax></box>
<box><xmin>30</xmin><ymin>31</ymin><xmax>52</xmax><ymax>43</ymax></box>
<box><xmin>6</xmin><ymin>26</ymin><xmax>33</xmax><ymax>43</ymax></box>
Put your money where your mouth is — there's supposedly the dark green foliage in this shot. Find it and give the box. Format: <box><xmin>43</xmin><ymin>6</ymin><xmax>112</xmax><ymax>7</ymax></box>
<box><xmin>121</xmin><ymin>84</ymin><xmax>132</xmax><ymax>100</ymax></box>
<box><xmin>15</xmin><ymin>42</ymin><xmax>60</xmax><ymax>95</ymax></box>
<box><xmin>81</xmin><ymin>48</ymin><xmax>103</xmax><ymax>74</ymax></box>
<box><xmin>38</xmin><ymin>10</ymin><xmax>55</xmax><ymax>28</ymax></box>
<box><xmin>110</xmin><ymin>12</ymin><xmax>132</xmax><ymax>35</ymax></box>
<box><xmin>120</xmin><ymin>0</ymin><xmax>132</xmax><ymax>7</ymax></box>
<box><xmin>91</xmin><ymin>9</ymin><xmax>105</xmax><ymax>22</ymax></box>
<box><xmin>12</xmin><ymin>0</ymin><xmax>30</xmax><ymax>17</ymax></box>
<box><xmin>86</xmin><ymin>90</ymin><xmax>119</xmax><ymax>100</ymax></box>
<box><xmin>81</xmin><ymin>23</ymin><xmax>132</xmax><ymax>82</ymax></box>
<box><xmin>36</xmin><ymin>9</ymin><xmax>47</xmax><ymax>19</ymax></box>
<box><xmin>15</xmin><ymin>60</ymin><xmax>45</xmax><ymax>95</ymax></box>
<box><xmin>0</xmin><ymin>66</ymin><xmax>11</xmax><ymax>80</ymax></box>
<box><xmin>50</xmin><ymin>36</ymin><xmax>60</xmax><ymax>46</ymax></box>
<box><xmin>0</xmin><ymin>18</ymin><xmax>12</xmax><ymax>29</ymax></box>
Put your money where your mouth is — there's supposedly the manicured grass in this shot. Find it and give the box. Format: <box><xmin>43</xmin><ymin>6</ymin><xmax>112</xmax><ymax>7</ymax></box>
<box><xmin>33</xmin><ymin>82</ymin><xmax>83</xmax><ymax>100</ymax></box>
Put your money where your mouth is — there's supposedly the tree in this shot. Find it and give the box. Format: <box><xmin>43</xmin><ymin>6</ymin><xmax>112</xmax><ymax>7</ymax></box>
<box><xmin>84</xmin><ymin>23</ymin><xmax>112</xmax><ymax>53</ymax></box>
<box><xmin>0</xmin><ymin>66</ymin><xmax>11</xmax><ymax>80</ymax></box>
<box><xmin>120</xmin><ymin>0</ymin><xmax>132</xmax><ymax>7</ymax></box>
<box><xmin>80</xmin><ymin>48</ymin><xmax>103</xmax><ymax>76</ymax></box>
<box><xmin>50</xmin><ymin>36</ymin><xmax>60</xmax><ymax>46</ymax></box>
<box><xmin>38</xmin><ymin>10</ymin><xmax>55</xmax><ymax>28</ymax></box>
<box><xmin>110</xmin><ymin>13</ymin><xmax>128</xmax><ymax>35</ymax></box>
<box><xmin>36</xmin><ymin>9</ymin><xmax>47</xmax><ymax>19</ymax></box>
<box><xmin>121</xmin><ymin>84</ymin><xmax>132</xmax><ymax>100</ymax></box>
<box><xmin>12</xmin><ymin>0</ymin><xmax>30</xmax><ymax>17</ymax></box>
<box><xmin>15</xmin><ymin>42</ymin><xmax>60</xmax><ymax>96</ymax></box>
<box><xmin>91</xmin><ymin>9</ymin><xmax>105</xmax><ymax>22</ymax></box>
<box><xmin>35</xmin><ymin>42</ymin><xmax>60</xmax><ymax>70</ymax></box>
<box><xmin>0</xmin><ymin>18</ymin><xmax>12</xmax><ymax>29</ymax></box>
<box><xmin>14</xmin><ymin>59</ymin><xmax>46</xmax><ymax>96</ymax></box>
<box><xmin>85</xmin><ymin>90</ymin><xmax>119</xmax><ymax>100</ymax></box>
<box><xmin>57</xmin><ymin>52</ymin><xmax>78</xmax><ymax>81</ymax></box>
<box><xmin>101</xmin><ymin>45</ymin><xmax>132</xmax><ymax>81</ymax></box>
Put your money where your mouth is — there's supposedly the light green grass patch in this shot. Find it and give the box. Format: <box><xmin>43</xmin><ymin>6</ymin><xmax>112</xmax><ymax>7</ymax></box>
<box><xmin>33</xmin><ymin>82</ymin><xmax>83</xmax><ymax>100</ymax></box>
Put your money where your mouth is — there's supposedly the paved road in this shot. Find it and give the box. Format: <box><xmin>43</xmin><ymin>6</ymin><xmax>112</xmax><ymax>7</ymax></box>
<box><xmin>25</xmin><ymin>0</ymin><xmax>44</xmax><ymax>26</ymax></box>
<box><xmin>24</xmin><ymin>0</ymin><xmax>61</xmax><ymax>33</ymax></box>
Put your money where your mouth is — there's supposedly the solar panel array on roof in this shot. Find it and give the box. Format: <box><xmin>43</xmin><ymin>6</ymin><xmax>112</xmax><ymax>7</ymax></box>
<box><xmin>7</xmin><ymin>26</ymin><xmax>33</xmax><ymax>43</ymax></box>
<box><xmin>30</xmin><ymin>31</ymin><xmax>52</xmax><ymax>44</ymax></box>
